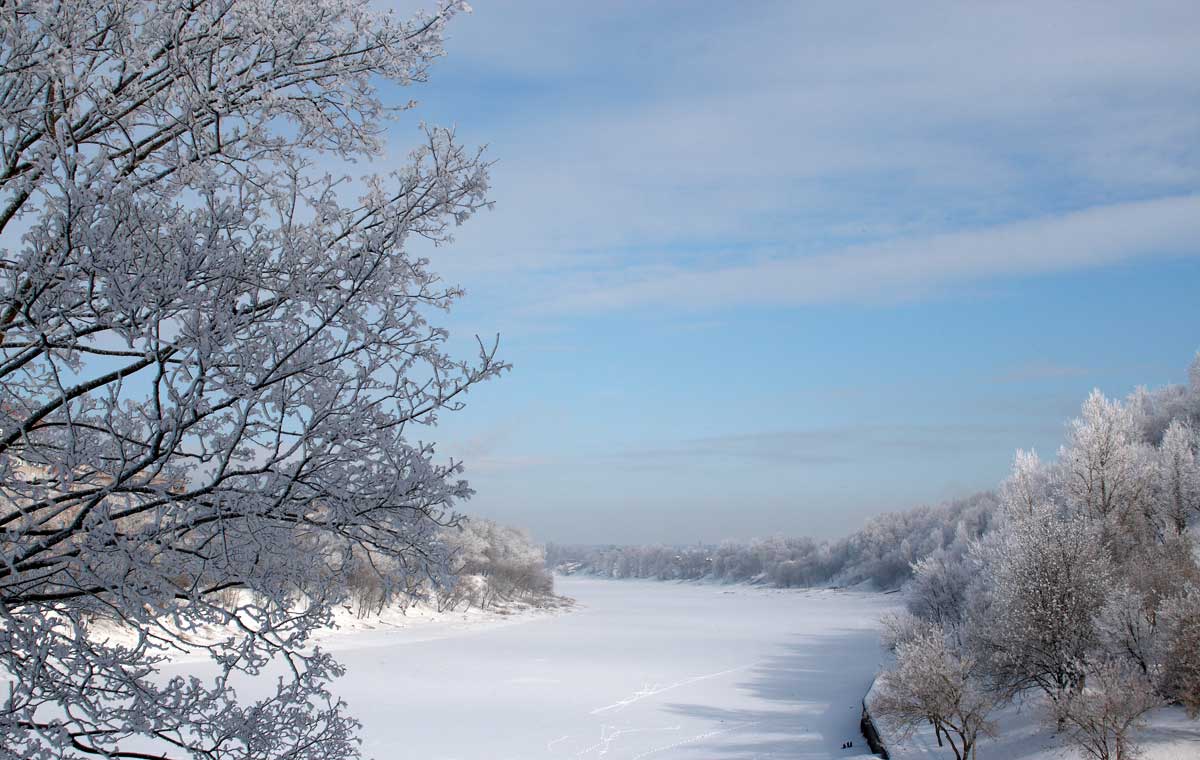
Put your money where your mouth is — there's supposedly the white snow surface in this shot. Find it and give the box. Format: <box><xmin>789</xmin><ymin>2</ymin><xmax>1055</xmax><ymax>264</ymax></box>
<box><xmin>170</xmin><ymin>576</ymin><xmax>898</xmax><ymax>759</ymax></box>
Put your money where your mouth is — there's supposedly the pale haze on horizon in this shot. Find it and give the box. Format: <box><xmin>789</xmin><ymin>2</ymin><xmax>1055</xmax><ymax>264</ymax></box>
<box><xmin>383</xmin><ymin>1</ymin><xmax>1200</xmax><ymax>545</ymax></box>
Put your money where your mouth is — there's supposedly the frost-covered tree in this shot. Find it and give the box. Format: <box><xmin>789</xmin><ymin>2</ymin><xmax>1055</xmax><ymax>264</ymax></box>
<box><xmin>1094</xmin><ymin>586</ymin><xmax>1158</xmax><ymax>678</ymax></box>
<box><xmin>0</xmin><ymin>1</ymin><xmax>500</xmax><ymax>758</ymax></box>
<box><xmin>1051</xmin><ymin>660</ymin><xmax>1161</xmax><ymax>760</ymax></box>
<box><xmin>971</xmin><ymin>509</ymin><xmax>1112</xmax><ymax>708</ymax></box>
<box><xmin>439</xmin><ymin>518</ymin><xmax>554</xmax><ymax>609</ymax></box>
<box><xmin>879</xmin><ymin>610</ymin><xmax>938</xmax><ymax>653</ymax></box>
<box><xmin>1000</xmin><ymin>448</ymin><xmax>1052</xmax><ymax>518</ymax></box>
<box><xmin>1156</xmin><ymin>584</ymin><xmax>1200</xmax><ymax>717</ymax></box>
<box><xmin>873</xmin><ymin>628</ymin><xmax>998</xmax><ymax>760</ymax></box>
<box><xmin>1060</xmin><ymin>391</ymin><xmax>1151</xmax><ymax>524</ymax></box>
<box><xmin>907</xmin><ymin>549</ymin><xmax>973</xmax><ymax>633</ymax></box>
<box><xmin>1126</xmin><ymin>355</ymin><xmax>1200</xmax><ymax>444</ymax></box>
<box><xmin>1156</xmin><ymin>420</ymin><xmax>1199</xmax><ymax>534</ymax></box>
<box><xmin>1119</xmin><ymin>530</ymin><xmax>1200</xmax><ymax>617</ymax></box>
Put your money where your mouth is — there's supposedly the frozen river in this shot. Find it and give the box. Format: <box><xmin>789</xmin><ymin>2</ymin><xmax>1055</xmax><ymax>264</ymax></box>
<box><xmin>314</xmin><ymin>577</ymin><xmax>898</xmax><ymax>759</ymax></box>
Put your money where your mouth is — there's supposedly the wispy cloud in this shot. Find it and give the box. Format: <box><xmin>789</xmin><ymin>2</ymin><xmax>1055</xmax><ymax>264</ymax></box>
<box><xmin>410</xmin><ymin>0</ymin><xmax>1200</xmax><ymax>308</ymax></box>
<box><xmin>606</xmin><ymin>423</ymin><xmax>1061</xmax><ymax>471</ymax></box>
<box><xmin>536</xmin><ymin>195</ymin><xmax>1200</xmax><ymax>312</ymax></box>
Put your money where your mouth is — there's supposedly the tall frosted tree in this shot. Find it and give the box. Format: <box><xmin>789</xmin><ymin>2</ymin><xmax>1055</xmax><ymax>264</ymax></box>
<box><xmin>0</xmin><ymin>1</ymin><xmax>501</xmax><ymax>758</ymax></box>
<box><xmin>971</xmin><ymin>508</ymin><xmax>1112</xmax><ymax>709</ymax></box>
<box><xmin>1157</xmin><ymin>420</ymin><xmax>1199</xmax><ymax>534</ymax></box>
<box><xmin>999</xmin><ymin>448</ymin><xmax>1051</xmax><ymax>518</ymax></box>
<box><xmin>1059</xmin><ymin>391</ymin><xmax>1150</xmax><ymax>524</ymax></box>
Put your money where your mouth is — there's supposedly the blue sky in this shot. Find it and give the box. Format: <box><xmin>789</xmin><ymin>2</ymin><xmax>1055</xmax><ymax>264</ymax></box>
<box><xmin>380</xmin><ymin>1</ymin><xmax>1200</xmax><ymax>544</ymax></box>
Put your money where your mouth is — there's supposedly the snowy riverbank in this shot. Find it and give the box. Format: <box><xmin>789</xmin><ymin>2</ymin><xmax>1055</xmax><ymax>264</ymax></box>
<box><xmin>86</xmin><ymin>593</ymin><xmax>574</xmax><ymax>664</ymax></box>
<box><xmin>866</xmin><ymin>678</ymin><xmax>1198</xmax><ymax>760</ymax></box>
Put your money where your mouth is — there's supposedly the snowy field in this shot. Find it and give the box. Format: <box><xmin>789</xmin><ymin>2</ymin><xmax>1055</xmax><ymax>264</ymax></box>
<box><xmin>168</xmin><ymin>576</ymin><xmax>898</xmax><ymax>759</ymax></box>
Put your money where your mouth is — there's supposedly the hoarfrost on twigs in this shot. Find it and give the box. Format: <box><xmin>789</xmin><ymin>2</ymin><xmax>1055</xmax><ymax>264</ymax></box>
<box><xmin>0</xmin><ymin>1</ymin><xmax>503</xmax><ymax>757</ymax></box>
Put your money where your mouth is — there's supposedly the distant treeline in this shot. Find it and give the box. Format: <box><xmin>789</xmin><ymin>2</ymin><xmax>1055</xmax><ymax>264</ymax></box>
<box><xmin>548</xmin><ymin>356</ymin><xmax>1200</xmax><ymax>596</ymax></box>
<box><xmin>546</xmin><ymin>491</ymin><xmax>998</xmax><ymax>589</ymax></box>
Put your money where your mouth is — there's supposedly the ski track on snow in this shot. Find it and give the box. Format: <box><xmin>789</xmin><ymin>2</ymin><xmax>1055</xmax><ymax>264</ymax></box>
<box><xmin>629</xmin><ymin>720</ymin><xmax>759</xmax><ymax>759</ymax></box>
<box><xmin>573</xmin><ymin>723</ymin><xmax>683</xmax><ymax>758</ymax></box>
<box><xmin>589</xmin><ymin>666</ymin><xmax>749</xmax><ymax>715</ymax></box>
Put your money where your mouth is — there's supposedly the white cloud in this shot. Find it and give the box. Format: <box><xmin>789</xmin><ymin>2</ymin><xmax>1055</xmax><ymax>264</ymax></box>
<box><xmin>537</xmin><ymin>194</ymin><xmax>1200</xmax><ymax>311</ymax></box>
<box><xmin>378</xmin><ymin>0</ymin><xmax>1200</xmax><ymax>324</ymax></box>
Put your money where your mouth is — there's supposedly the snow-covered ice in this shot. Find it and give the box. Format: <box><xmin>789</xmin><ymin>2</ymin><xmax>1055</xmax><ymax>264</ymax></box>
<box><xmin>169</xmin><ymin>576</ymin><xmax>898</xmax><ymax>759</ymax></box>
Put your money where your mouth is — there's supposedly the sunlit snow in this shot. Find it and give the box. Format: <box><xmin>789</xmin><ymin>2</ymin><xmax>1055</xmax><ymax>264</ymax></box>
<box><xmin>171</xmin><ymin>577</ymin><xmax>897</xmax><ymax>759</ymax></box>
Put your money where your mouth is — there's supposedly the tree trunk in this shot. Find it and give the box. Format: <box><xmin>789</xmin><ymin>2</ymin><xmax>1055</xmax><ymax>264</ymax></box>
<box><xmin>948</xmin><ymin>734</ymin><xmax>964</xmax><ymax>760</ymax></box>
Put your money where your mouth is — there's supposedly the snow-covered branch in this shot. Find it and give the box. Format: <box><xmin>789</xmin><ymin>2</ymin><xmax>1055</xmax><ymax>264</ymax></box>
<box><xmin>0</xmin><ymin>1</ymin><xmax>501</xmax><ymax>757</ymax></box>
